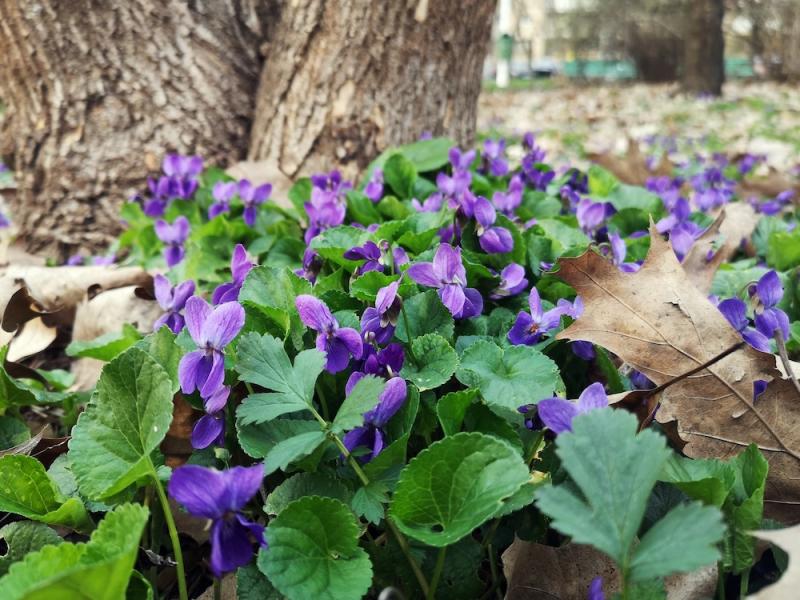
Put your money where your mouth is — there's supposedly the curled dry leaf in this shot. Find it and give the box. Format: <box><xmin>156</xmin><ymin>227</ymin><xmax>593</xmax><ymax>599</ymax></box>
<box><xmin>587</xmin><ymin>139</ymin><xmax>673</xmax><ymax>186</ymax></box>
<box><xmin>682</xmin><ymin>203</ymin><xmax>758</xmax><ymax>294</ymax></box>
<box><xmin>70</xmin><ymin>286</ymin><xmax>161</xmax><ymax>391</ymax></box>
<box><xmin>7</xmin><ymin>317</ymin><xmax>57</xmax><ymax>362</ymax></box>
<box><xmin>750</xmin><ymin>525</ymin><xmax>800</xmax><ymax>599</ymax></box>
<box><xmin>0</xmin><ymin>265</ymin><xmax>150</xmax><ymax>332</ymax></box>
<box><xmin>556</xmin><ymin>226</ymin><xmax>800</xmax><ymax>519</ymax></box>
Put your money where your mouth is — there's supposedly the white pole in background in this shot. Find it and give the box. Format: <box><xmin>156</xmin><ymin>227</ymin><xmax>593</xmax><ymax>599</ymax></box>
<box><xmin>496</xmin><ymin>0</ymin><xmax>514</xmax><ymax>88</ymax></box>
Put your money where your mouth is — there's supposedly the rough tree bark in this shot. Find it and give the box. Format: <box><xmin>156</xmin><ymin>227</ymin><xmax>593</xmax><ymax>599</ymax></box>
<box><xmin>248</xmin><ymin>0</ymin><xmax>495</xmax><ymax>179</ymax></box>
<box><xmin>0</xmin><ymin>0</ymin><xmax>495</xmax><ymax>257</ymax></box>
<box><xmin>0</xmin><ymin>0</ymin><xmax>271</xmax><ymax>257</ymax></box>
<box><xmin>682</xmin><ymin>0</ymin><xmax>725</xmax><ymax>96</ymax></box>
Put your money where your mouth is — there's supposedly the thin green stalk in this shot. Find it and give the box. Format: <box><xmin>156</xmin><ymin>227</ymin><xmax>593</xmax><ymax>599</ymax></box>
<box><xmin>487</xmin><ymin>543</ymin><xmax>502</xmax><ymax>600</ymax></box>
<box><xmin>740</xmin><ymin>568</ymin><xmax>750</xmax><ymax>598</ymax></box>
<box><xmin>480</xmin><ymin>518</ymin><xmax>501</xmax><ymax>550</ymax></box>
<box><xmin>427</xmin><ymin>546</ymin><xmax>447</xmax><ymax>600</ymax></box>
<box><xmin>316</xmin><ymin>381</ymin><xmax>331</xmax><ymax>421</ymax></box>
<box><xmin>150</xmin><ymin>464</ymin><xmax>188</xmax><ymax>600</ymax></box>
<box><xmin>717</xmin><ymin>564</ymin><xmax>725</xmax><ymax>600</ymax></box>
<box><xmin>214</xmin><ymin>577</ymin><xmax>222</xmax><ymax>600</ymax></box>
<box><xmin>400</xmin><ymin>305</ymin><xmax>417</xmax><ymax>363</ymax></box>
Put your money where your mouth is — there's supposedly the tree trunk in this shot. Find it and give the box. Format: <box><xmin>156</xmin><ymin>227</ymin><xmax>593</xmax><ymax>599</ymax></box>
<box><xmin>682</xmin><ymin>0</ymin><xmax>725</xmax><ymax>96</ymax></box>
<box><xmin>0</xmin><ymin>0</ymin><xmax>269</xmax><ymax>257</ymax></box>
<box><xmin>247</xmin><ymin>0</ymin><xmax>495</xmax><ymax>179</ymax></box>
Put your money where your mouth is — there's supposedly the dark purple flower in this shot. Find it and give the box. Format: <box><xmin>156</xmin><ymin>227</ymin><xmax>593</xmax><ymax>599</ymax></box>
<box><xmin>630</xmin><ymin>370</ymin><xmax>655</xmax><ymax>390</ymax></box>
<box><xmin>407</xmin><ymin>244</ymin><xmax>483</xmax><ymax>318</ymax></box>
<box><xmin>295</xmin><ymin>248</ymin><xmax>323</xmax><ymax>284</ymax></box>
<box><xmin>238</xmin><ymin>180</ymin><xmax>271</xmax><ymax>227</ymax></box>
<box><xmin>717</xmin><ymin>298</ymin><xmax>770</xmax><ymax>353</ymax></box>
<box><xmin>304</xmin><ymin>186</ymin><xmax>347</xmax><ymax>244</ymax></box>
<box><xmin>490</xmin><ymin>263</ymin><xmax>528</xmax><ymax>300</ymax></box>
<box><xmin>296</xmin><ymin>295</ymin><xmax>363</xmax><ymax>373</ymax></box>
<box><xmin>588</xmin><ymin>576</ymin><xmax>605</xmax><ymax>600</ymax></box>
<box><xmin>738</xmin><ymin>154</ymin><xmax>761</xmax><ymax>176</ymax></box>
<box><xmin>608</xmin><ymin>233</ymin><xmax>640</xmax><ymax>272</ymax></box>
<box><xmin>153</xmin><ymin>274</ymin><xmax>195</xmax><ymax>333</ymax></box>
<box><xmin>155</xmin><ymin>216</ymin><xmax>190</xmax><ymax>267</ymax></box>
<box><xmin>537</xmin><ymin>382</ymin><xmax>609</xmax><ymax>434</ymax></box>
<box><xmin>474</xmin><ymin>197</ymin><xmax>514</xmax><ymax>254</ymax></box>
<box><xmin>571</xmin><ymin>340</ymin><xmax>596</xmax><ymax>361</ymax></box>
<box><xmin>168</xmin><ymin>464</ymin><xmax>265</xmax><ymax>577</ymax></box>
<box><xmin>212</xmin><ymin>244</ymin><xmax>254</xmax><ymax>305</ymax></box>
<box><xmin>753</xmin><ymin>270</ymin><xmax>790</xmax><ymax>341</ymax></box>
<box><xmin>481</xmin><ymin>139</ymin><xmax>509</xmax><ymax>177</ymax></box>
<box><xmin>492</xmin><ymin>175</ymin><xmax>524</xmax><ymax>218</ymax></box>
<box><xmin>343</xmin><ymin>376</ymin><xmax>407</xmax><ymax>462</ymax></box>
<box><xmin>191</xmin><ymin>385</ymin><xmax>230</xmax><ymax>449</ymax></box>
<box><xmin>364</xmin><ymin>169</ymin><xmax>384</xmax><ymax>202</ymax></box>
<box><xmin>361</xmin><ymin>281</ymin><xmax>402</xmax><ymax>344</ymax></box>
<box><xmin>655</xmin><ymin>197</ymin><xmax>691</xmax><ymax>234</ymax></box>
<box><xmin>508</xmin><ymin>288</ymin><xmax>568</xmax><ymax>346</ymax></box>
<box><xmin>347</xmin><ymin>344</ymin><xmax>405</xmax><ymax>392</ymax></box>
<box><xmin>754</xmin><ymin>379</ymin><xmax>768</xmax><ymax>401</ymax></box>
<box><xmin>691</xmin><ymin>167</ymin><xmax>734</xmax><ymax>212</ymax></box>
<box><xmin>344</xmin><ymin>241</ymin><xmax>384</xmax><ymax>276</ymax></box>
<box><xmin>208</xmin><ymin>181</ymin><xmax>237</xmax><ymax>219</ymax></box>
<box><xmin>669</xmin><ymin>221</ymin><xmax>705</xmax><ymax>261</ymax></box>
<box><xmin>178</xmin><ymin>297</ymin><xmax>245</xmax><ymax>398</ymax></box>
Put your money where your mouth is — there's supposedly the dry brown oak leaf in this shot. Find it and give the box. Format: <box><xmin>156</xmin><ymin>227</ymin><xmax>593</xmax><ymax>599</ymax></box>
<box><xmin>555</xmin><ymin>225</ymin><xmax>800</xmax><ymax>517</ymax></box>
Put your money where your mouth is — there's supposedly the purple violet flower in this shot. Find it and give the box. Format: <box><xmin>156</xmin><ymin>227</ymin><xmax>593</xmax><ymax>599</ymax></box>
<box><xmin>344</xmin><ymin>241</ymin><xmax>384</xmax><ymax>276</ymax></box>
<box><xmin>449</xmin><ymin>147</ymin><xmax>476</xmax><ymax>171</ymax></box>
<box><xmin>717</xmin><ymin>298</ymin><xmax>770</xmax><ymax>353</ymax></box>
<box><xmin>343</xmin><ymin>376</ymin><xmax>408</xmax><ymax>462</ymax></box>
<box><xmin>304</xmin><ymin>186</ymin><xmax>347</xmax><ymax>244</ymax></box>
<box><xmin>163</xmin><ymin>154</ymin><xmax>203</xmax><ymax>198</ymax></box>
<box><xmin>364</xmin><ymin>169</ymin><xmax>384</xmax><ymax>202</ymax></box>
<box><xmin>168</xmin><ymin>464</ymin><xmax>265</xmax><ymax>577</ymax></box>
<box><xmin>753</xmin><ymin>270</ymin><xmax>790</xmax><ymax>341</ymax></box>
<box><xmin>576</xmin><ymin>199</ymin><xmax>610</xmax><ymax>235</ymax></box>
<box><xmin>474</xmin><ymin>196</ymin><xmax>514</xmax><ymax>254</ymax></box>
<box><xmin>155</xmin><ymin>216</ymin><xmax>190</xmax><ymax>267</ymax></box>
<box><xmin>588</xmin><ymin>576</ymin><xmax>605</xmax><ymax>600</ymax></box>
<box><xmin>571</xmin><ymin>340</ymin><xmax>596</xmax><ymax>361</ymax></box>
<box><xmin>296</xmin><ymin>295</ymin><xmax>363</xmax><ymax>373</ymax></box>
<box><xmin>295</xmin><ymin>248</ymin><xmax>323</xmax><ymax>284</ymax></box>
<box><xmin>153</xmin><ymin>274</ymin><xmax>195</xmax><ymax>334</ymax></box>
<box><xmin>208</xmin><ymin>181</ymin><xmax>238</xmax><ymax>220</ymax></box>
<box><xmin>508</xmin><ymin>288</ymin><xmax>569</xmax><ymax>346</ymax></box>
<box><xmin>212</xmin><ymin>244</ymin><xmax>254</xmax><ymax>305</ymax></box>
<box><xmin>361</xmin><ymin>281</ymin><xmax>402</xmax><ymax>344</ymax></box>
<box><xmin>347</xmin><ymin>344</ymin><xmax>405</xmax><ymax>393</ymax></box>
<box><xmin>178</xmin><ymin>297</ymin><xmax>245</xmax><ymax>398</ymax></box>
<box><xmin>480</xmin><ymin>139</ymin><xmax>509</xmax><ymax>177</ymax></box>
<box><xmin>608</xmin><ymin>233</ymin><xmax>640</xmax><ymax>272</ymax></box>
<box><xmin>407</xmin><ymin>244</ymin><xmax>483</xmax><ymax>319</ymax></box>
<box><xmin>66</xmin><ymin>254</ymin><xmax>85</xmax><ymax>266</ymax></box>
<box><xmin>490</xmin><ymin>263</ymin><xmax>528</xmax><ymax>300</ymax></box>
<box><xmin>536</xmin><ymin>382</ymin><xmax>609</xmax><ymax>434</ymax></box>
<box><xmin>238</xmin><ymin>180</ymin><xmax>271</xmax><ymax>227</ymax></box>
<box><xmin>492</xmin><ymin>175</ymin><xmax>524</xmax><ymax>218</ymax></box>
<box><xmin>191</xmin><ymin>385</ymin><xmax>230</xmax><ymax>449</ymax></box>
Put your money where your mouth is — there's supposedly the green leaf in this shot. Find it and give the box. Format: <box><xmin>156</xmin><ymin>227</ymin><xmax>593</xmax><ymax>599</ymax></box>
<box><xmin>532</xmin><ymin>219</ymin><xmax>590</xmax><ymax>256</ymax></box>
<box><xmin>436</xmin><ymin>388</ymin><xmax>479</xmax><ymax>436</ymax></box>
<box><xmin>237</xmin><ymin>563</ymin><xmax>282</xmax><ymax>600</ymax></box>
<box><xmin>235</xmin><ymin>333</ymin><xmax>325</xmax><ymax>425</ymax></box>
<box><xmin>138</xmin><ymin>326</ymin><xmax>182</xmax><ymax>393</ymax></box>
<box><xmin>0</xmin><ymin>347</ymin><xmax>37</xmax><ymax>414</ymax></box>
<box><xmin>310</xmin><ymin>226</ymin><xmax>372</xmax><ymax>270</ymax></box>
<box><xmin>65</xmin><ymin>324</ymin><xmax>142</xmax><ymax>361</ymax></box>
<box><xmin>287</xmin><ymin>178</ymin><xmax>312</xmax><ymax>216</ymax></box>
<box><xmin>239</xmin><ymin>266</ymin><xmax>313</xmax><ymax>348</ymax></box>
<box><xmin>263</xmin><ymin>430</ymin><xmax>327</xmax><ymax>476</ymax></box>
<box><xmin>400</xmin><ymin>334</ymin><xmax>458</xmax><ymax>391</ymax></box>
<box><xmin>264</xmin><ymin>472</ymin><xmax>353</xmax><ymax>516</ymax></box>
<box><xmin>331</xmin><ymin>375</ymin><xmax>385</xmax><ymax>435</ymax></box>
<box><xmin>660</xmin><ymin>454</ymin><xmax>736</xmax><ymax>507</ymax></box>
<box><xmin>383</xmin><ymin>154</ymin><xmax>417</xmax><ymax>199</ymax></box>
<box><xmin>259</xmin><ymin>496</ymin><xmax>373</xmax><ymax>600</ymax></box>
<box><xmin>351</xmin><ymin>482</ymin><xmax>389</xmax><ymax>525</ymax></box>
<box><xmin>456</xmin><ymin>340</ymin><xmax>560</xmax><ymax>413</ymax></box>
<box><xmin>630</xmin><ymin>502</ymin><xmax>724</xmax><ymax>581</ymax></box>
<box><xmin>767</xmin><ymin>230</ymin><xmax>800</xmax><ymax>270</ymax></box>
<box><xmin>395</xmin><ymin>290</ymin><xmax>455</xmax><ymax>343</ymax></box>
<box><xmin>0</xmin><ymin>416</ymin><xmax>29</xmax><ymax>449</ymax></box>
<box><xmin>0</xmin><ymin>522</ymin><xmax>62</xmax><ymax>577</ymax></box>
<box><xmin>389</xmin><ymin>432</ymin><xmax>530</xmax><ymax>546</ymax></box>
<box><xmin>587</xmin><ymin>165</ymin><xmax>619</xmax><ymax>197</ymax></box>
<box><xmin>535</xmin><ymin>410</ymin><xmax>670</xmax><ymax>566</ymax></box>
<box><xmin>605</xmin><ymin>184</ymin><xmax>663</xmax><ymax>215</ymax></box>
<box><xmin>346</xmin><ymin>190</ymin><xmax>382</xmax><ymax>226</ymax></box>
<box><xmin>349</xmin><ymin>271</ymin><xmax>402</xmax><ymax>303</ymax></box>
<box><xmin>399</xmin><ymin>137</ymin><xmax>454</xmax><ymax>172</ymax></box>
<box><xmin>237</xmin><ymin>418</ymin><xmax>321</xmax><ymax>461</ymax></box>
<box><xmin>725</xmin><ymin>444</ymin><xmax>768</xmax><ymax>573</ymax></box>
<box><xmin>0</xmin><ymin>503</ymin><xmax>148</xmax><ymax>600</ymax></box>
<box><xmin>69</xmin><ymin>348</ymin><xmax>174</xmax><ymax>500</ymax></box>
<box><xmin>0</xmin><ymin>455</ymin><xmax>93</xmax><ymax>531</ymax></box>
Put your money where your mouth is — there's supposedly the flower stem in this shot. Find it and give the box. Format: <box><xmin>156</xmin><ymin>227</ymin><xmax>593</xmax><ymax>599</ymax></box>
<box><xmin>316</xmin><ymin>381</ymin><xmax>331</xmax><ymax>421</ymax></box>
<box><xmin>150</xmin><ymin>465</ymin><xmax>188</xmax><ymax>600</ymax></box>
<box><xmin>740</xmin><ymin>568</ymin><xmax>750</xmax><ymax>597</ymax></box>
<box><xmin>427</xmin><ymin>546</ymin><xmax>447</xmax><ymax>600</ymax></box>
<box><xmin>214</xmin><ymin>577</ymin><xmax>222</xmax><ymax>600</ymax></box>
<box><xmin>774</xmin><ymin>332</ymin><xmax>800</xmax><ymax>399</ymax></box>
<box><xmin>400</xmin><ymin>305</ymin><xmax>418</xmax><ymax>363</ymax></box>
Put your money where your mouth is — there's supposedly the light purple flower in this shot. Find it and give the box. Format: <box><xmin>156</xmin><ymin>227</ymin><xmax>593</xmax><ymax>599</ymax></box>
<box><xmin>669</xmin><ymin>221</ymin><xmax>705</xmax><ymax>261</ymax></box>
<box><xmin>608</xmin><ymin>233</ymin><xmax>640</xmax><ymax>272</ymax></box>
<box><xmin>153</xmin><ymin>274</ymin><xmax>195</xmax><ymax>333</ymax></box>
<box><xmin>588</xmin><ymin>576</ymin><xmax>605</xmax><ymax>600</ymax></box>
<box><xmin>364</xmin><ymin>169</ymin><xmax>384</xmax><ymax>202</ymax></box>
<box><xmin>576</xmin><ymin>199</ymin><xmax>609</xmax><ymax>235</ymax></box>
<box><xmin>655</xmin><ymin>197</ymin><xmax>691</xmax><ymax>234</ymax></box>
<box><xmin>492</xmin><ymin>175</ymin><xmax>524</xmax><ymax>218</ymax></box>
<box><xmin>508</xmin><ymin>288</ymin><xmax>568</xmax><ymax>346</ymax></box>
<box><xmin>753</xmin><ymin>270</ymin><xmax>790</xmax><ymax>341</ymax></box>
<box><xmin>411</xmin><ymin>194</ymin><xmax>445</xmax><ymax>213</ymax></box>
<box><xmin>296</xmin><ymin>295</ymin><xmax>363</xmax><ymax>373</ymax></box>
<box><xmin>449</xmin><ymin>147</ymin><xmax>476</xmax><ymax>171</ymax></box>
<box><xmin>92</xmin><ymin>255</ymin><xmax>116</xmax><ymax>266</ymax></box>
<box><xmin>208</xmin><ymin>181</ymin><xmax>237</xmax><ymax>219</ymax></box>
<box><xmin>407</xmin><ymin>244</ymin><xmax>483</xmax><ymax>318</ymax></box>
<box><xmin>490</xmin><ymin>263</ymin><xmax>528</xmax><ymax>300</ymax></box>
<box><xmin>212</xmin><ymin>244</ymin><xmax>254</xmax><ymax>305</ymax></box>
<box><xmin>481</xmin><ymin>139</ymin><xmax>509</xmax><ymax>177</ymax></box>
<box><xmin>474</xmin><ymin>197</ymin><xmax>514</xmax><ymax>254</ymax></box>
<box><xmin>238</xmin><ymin>180</ymin><xmax>271</xmax><ymax>227</ymax></box>
<box><xmin>155</xmin><ymin>216</ymin><xmax>190</xmax><ymax>267</ymax></box>
<box><xmin>717</xmin><ymin>298</ymin><xmax>770</xmax><ymax>353</ymax></box>
<box><xmin>168</xmin><ymin>464</ymin><xmax>265</xmax><ymax>577</ymax></box>
<box><xmin>361</xmin><ymin>281</ymin><xmax>402</xmax><ymax>344</ymax></box>
<box><xmin>537</xmin><ymin>382</ymin><xmax>609</xmax><ymax>434</ymax></box>
<box><xmin>66</xmin><ymin>254</ymin><xmax>84</xmax><ymax>266</ymax></box>
<box><xmin>304</xmin><ymin>187</ymin><xmax>347</xmax><ymax>244</ymax></box>
<box><xmin>178</xmin><ymin>297</ymin><xmax>245</xmax><ymax>398</ymax></box>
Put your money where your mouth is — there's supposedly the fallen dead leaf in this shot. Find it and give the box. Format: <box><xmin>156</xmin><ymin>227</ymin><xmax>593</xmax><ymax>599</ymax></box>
<box><xmin>556</xmin><ymin>225</ymin><xmax>800</xmax><ymax>520</ymax></box>
<box><xmin>750</xmin><ymin>525</ymin><xmax>800</xmax><ymax>599</ymax></box>
<box><xmin>682</xmin><ymin>203</ymin><xmax>759</xmax><ymax>294</ymax></box>
<box><xmin>7</xmin><ymin>317</ymin><xmax>57</xmax><ymax>362</ymax></box>
<box><xmin>587</xmin><ymin>138</ymin><xmax>673</xmax><ymax>186</ymax></box>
